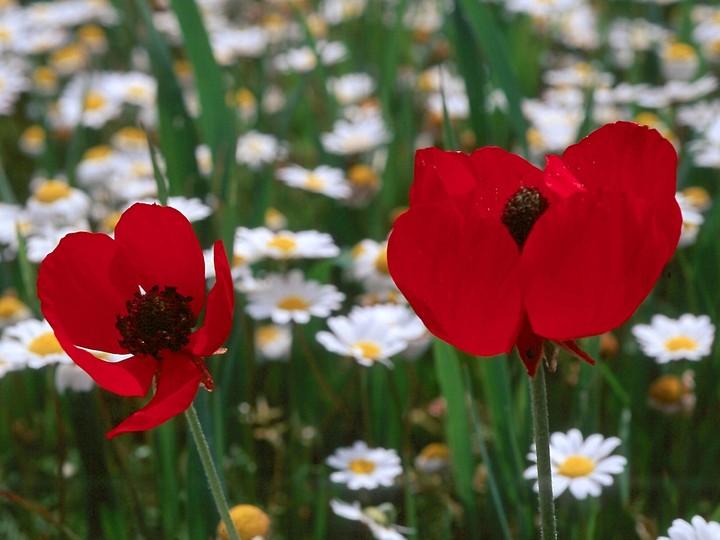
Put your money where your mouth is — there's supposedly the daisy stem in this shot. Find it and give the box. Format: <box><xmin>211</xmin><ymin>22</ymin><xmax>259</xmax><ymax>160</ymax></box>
<box><xmin>529</xmin><ymin>365</ymin><xmax>557</xmax><ymax>539</ymax></box>
<box><xmin>185</xmin><ymin>403</ymin><xmax>240</xmax><ymax>540</ymax></box>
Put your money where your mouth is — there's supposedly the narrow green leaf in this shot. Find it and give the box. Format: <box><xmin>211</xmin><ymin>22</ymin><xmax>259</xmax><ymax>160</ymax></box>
<box><xmin>452</xmin><ymin>0</ymin><xmax>528</xmax><ymax>153</ymax></box>
<box><xmin>134</xmin><ymin>0</ymin><xmax>200</xmax><ymax>196</ymax></box>
<box><xmin>433</xmin><ymin>340</ymin><xmax>480</xmax><ymax>537</ymax></box>
<box><xmin>169</xmin><ymin>0</ymin><xmax>235</xmax><ymax>185</ymax></box>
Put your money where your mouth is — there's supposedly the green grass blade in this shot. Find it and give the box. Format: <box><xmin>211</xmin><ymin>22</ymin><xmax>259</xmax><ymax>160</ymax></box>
<box><xmin>452</xmin><ymin>0</ymin><xmax>528</xmax><ymax>153</ymax></box>
<box><xmin>433</xmin><ymin>339</ymin><xmax>480</xmax><ymax>537</ymax></box>
<box><xmin>169</xmin><ymin>0</ymin><xmax>235</xmax><ymax>189</ymax></box>
<box><xmin>134</xmin><ymin>0</ymin><xmax>199</xmax><ymax>196</ymax></box>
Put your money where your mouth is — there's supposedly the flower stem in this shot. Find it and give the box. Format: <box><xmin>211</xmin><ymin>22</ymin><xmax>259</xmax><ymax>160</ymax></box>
<box><xmin>185</xmin><ymin>403</ymin><xmax>240</xmax><ymax>540</ymax></box>
<box><xmin>529</xmin><ymin>365</ymin><xmax>557</xmax><ymax>539</ymax></box>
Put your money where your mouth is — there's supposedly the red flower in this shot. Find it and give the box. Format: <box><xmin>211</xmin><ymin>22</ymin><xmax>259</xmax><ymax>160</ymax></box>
<box><xmin>387</xmin><ymin>122</ymin><xmax>681</xmax><ymax>375</ymax></box>
<box><xmin>37</xmin><ymin>203</ymin><xmax>234</xmax><ymax>437</ymax></box>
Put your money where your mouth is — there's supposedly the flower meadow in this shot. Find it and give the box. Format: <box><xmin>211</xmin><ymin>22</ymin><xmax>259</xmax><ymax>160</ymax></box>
<box><xmin>1</xmin><ymin>0</ymin><xmax>720</xmax><ymax>539</ymax></box>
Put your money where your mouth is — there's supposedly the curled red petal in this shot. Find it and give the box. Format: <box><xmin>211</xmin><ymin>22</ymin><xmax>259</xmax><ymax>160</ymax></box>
<box><xmin>388</xmin><ymin>203</ymin><xmax>523</xmax><ymax>357</ymax></box>
<box><xmin>52</xmin><ymin>322</ymin><xmax>155</xmax><ymax>396</ymax></box>
<box><xmin>555</xmin><ymin>340</ymin><xmax>595</xmax><ymax>366</ymax></box>
<box><xmin>515</xmin><ymin>316</ymin><xmax>544</xmax><ymax>376</ymax></box>
<box><xmin>188</xmin><ymin>241</ymin><xmax>235</xmax><ymax>357</ymax></box>
<box><xmin>106</xmin><ymin>351</ymin><xmax>201</xmax><ymax>438</ymax></box>
<box><xmin>522</xmin><ymin>190</ymin><xmax>680</xmax><ymax>340</ymax></box>
<box><xmin>38</xmin><ymin>231</ymin><xmax>137</xmax><ymax>354</ymax></box>
<box><xmin>112</xmin><ymin>203</ymin><xmax>206</xmax><ymax>316</ymax></box>
<box><xmin>559</xmin><ymin>121</ymin><xmax>677</xmax><ymax>206</ymax></box>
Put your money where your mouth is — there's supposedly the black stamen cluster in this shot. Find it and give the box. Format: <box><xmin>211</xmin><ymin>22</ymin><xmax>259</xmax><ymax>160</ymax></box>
<box><xmin>501</xmin><ymin>187</ymin><xmax>549</xmax><ymax>249</ymax></box>
<box><xmin>116</xmin><ymin>285</ymin><xmax>195</xmax><ymax>358</ymax></box>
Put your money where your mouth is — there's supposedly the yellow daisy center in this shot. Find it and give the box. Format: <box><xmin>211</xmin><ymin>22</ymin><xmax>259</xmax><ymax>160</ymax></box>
<box><xmin>351</xmin><ymin>242</ymin><xmax>366</xmax><ymax>259</ymax></box>
<box><xmin>664</xmin><ymin>42</ymin><xmax>696</xmax><ymax>61</ymax></box>
<box><xmin>21</xmin><ymin>125</ymin><xmax>45</xmax><ymax>144</ymax></box>
<box><xmin>347</xmin><ymin>164</ymin><xmax>379</xmax><ymax>188</ymax></box>
<box><xmin>114</xmin><ymin>126</ymin><xmax>147</xmax><ymax>149</ymax></box>
<box><xmin>664</xmin><ymin>335</ymin><xmax>698</xmax><ymax>352</ymax></box>
<box><xmin>557</xmin><ymin>455</ymin><xmax>595</xmax><ymax>478</ymax></box>
<box><xmin>352</xmin><ymin>340</ymin><xmax>382</xmax><ymax>360</ymax></box>
<box><xmin>32</xmin><ymin>67</ymin><xmax>57</xmax><ymax>88</ymax></box>
<box><xmin>34</xmin><ymin>180</ymin><xmax>72</xmax><ymax>203</ymax></box>
<box><xmin>28</xmin><ymin>332</ymin><xmax>64</xmax><ymax>356</ymax></box>
<box><xmin>267</xmin><ymin>234</ymin><xmax>297</xmax><ymax>254</ymax></box>
<box><xmin>374</xmin><ymin>248</ymin><xmax>390</xmax><ymax>275</ymax></box>
<box><xmin>232</xmin><ymin>254</ymin><xmax>246</xmax><ymax>268</ymax></box>
<box><xmin>217</xmin><ymin>504</ymin><xmax>270</xmax><ymax>540</ymax></box>
<box><xmin>0</xmin><ymin>295</ymin><xmax>26</xmax><ymax>317</ymax></box>
<box><xmin>349</xmin><ymin>458</ymin><xmax>377</xmax><ymax>474</ymax></box>
<box><xmin>256</xmin><ymin>325</ymin><xmax>282</xmax><ymax>347</ymax></box>
<box><xmin>304</xmin><ymin>173</ymin><xmax>325</xmax><ymax>190</ymax></box>
<box><xmin>277</xmin><ymin>295</ymin><xmax>309</xmax><ymax>311</ymax></box>
<box><xmin>419</xmin><ymin>442</ymin><xmax>450</xmax><ymax>460</ymax></box>
<box><xmin>83</xmin><ymin>144</ymin><xmax>113</xmax><ymax>161</ymax></box>
<box><xmin>649</xmin><ymin>375</ymin><xmax>684</xmax><ymax>405</ymax></box>
<box><xmin>84</xmin><ymin>92</ymin><xmax>106</xmax><ymax>111</ymax></box>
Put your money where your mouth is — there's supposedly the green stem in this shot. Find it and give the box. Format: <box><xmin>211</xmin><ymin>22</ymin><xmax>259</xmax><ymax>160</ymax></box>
<box><xmin>185</xmin><ymin>403</ymin><xmax>240</xmax><ymax>540</ymax></box>
<box><xmin>529</xmin><ymin>366</ymin><xmax>557</xmax><ymax>539</ymax></box>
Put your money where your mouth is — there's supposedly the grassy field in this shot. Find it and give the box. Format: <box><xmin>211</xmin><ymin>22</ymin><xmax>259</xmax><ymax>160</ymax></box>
<box><xmin>0</xmin><ymin>0</ymin><xmax>719</xmax><ymax>538</ymax></box>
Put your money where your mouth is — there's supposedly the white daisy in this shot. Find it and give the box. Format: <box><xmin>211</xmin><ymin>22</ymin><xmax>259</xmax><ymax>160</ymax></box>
<box><xmin>632</xmin><ymin>314</ymin><xmax>715</xmax><ymax>363</ymax></box>
<box><xmin>55</xmin><ymin>363</ymin><xmax>95</xmax><ymax>394</ymax></box>
<box><xmin>676</xmin><ymin>192</ymin><xmax>704</xmax><ymax>247</ymax></box>
<box><xmin>245</xmin><ymin>270</ymin><xmax>345</xmax><ymax>324</ymax></box>
<box><xmin>25</xmin><ymin>177</ymin><xmax>91</xmax><ymax>228</ymax></box>
<box><xmin>0</xmin><ymin>352</ymin><xmax>26</xmax><ymax>379</ymax></box>
<box><xmin>235</xmin><ymin>131</ymin><xmax>287</xmax><ymax>170</ymax></box>
<box><xmin>350</xmin><ymin>238</ymin><xmax>397</xmax><ymax>293</ymax></box>
<box><xmin>0</xmin><ymin>202</ymin><xmax>26</xmax><ymax>258</ymax></box>
<box><xmin>254</xmin><ymin>324</ymin><xmax>292</xmax><ymax>361</ymax></box>
<box><xmin>26</xmin><ymin>225</ymin><xmax>91</xmax><ymax>264</ymax></box>
<box><xmin>53</xmin><ymin>73</ymin><xmax>124</xmax><ymax>129</ymax></box>
<box><xmin>350</xmin><ymin>304</ymin><xmax>430</xmax><ymax>360</ymax></box>
<box><xmin>327</xmin><ymin>73</ymin><xmax>376</xmax><ymax>106</ymax></box>
<box><xmin>76</xmin><ymin>144</ymin><xmax>124</xmax><ymax>188</ymax></box>
<box><xmin>235</xmin><ymin>227</ymin><xmax>340</xmax><ymax>260</ymax></box>
<box><xmin>0</xmin><ymin>55</ymin><xmax>29</xmax><ymax>115</ymax></box>
<box><xmin>658</xmin><ymin>516</ymin><xmax>720</xmax><ymax>540</ymax></box>
<box><xmin>326</xmin><ymin>441</ymin><xmax>402</xmax><ymax>490</ymax></box>
<box><xmin>330</xmin><ymin>499</ymin><xmax>411</xmax><ymax>540</ymax></box>
<box><xmin>19</xmin><ymin>124</ymin><xmax>46</xmax><ymax>156</ymax></box>
<box><xmin>0</xmin><ymin>292</ymin><xmax>32</xmax><ymax>329</ymax></box>
<box><xmin>321</xmin><ymin>115</ymin><xmax>392</xmax><ymax>155</ymax></box>
<box><xmin>275</xmin><ymin>164</ymin><xmax>351</xmax><ymax>199</ymax></box>
<box><xmin>0</xmin><ymin>319</ymin><xmax>71</xmax><ymax>369</ymax></box>
<box><xmin>132</xmin><ymin>196</ymin><xmax>213</xmax><ymax>223</ymax></box>
<box><xmin>316</xmin><ymin>307</ymin><xmax>408</xmax><ymax>367</ymax></box>
<box><xmin>524</xmin><ymin>429</ymin><xmax>627</xmax><ymax>500</ymax></box>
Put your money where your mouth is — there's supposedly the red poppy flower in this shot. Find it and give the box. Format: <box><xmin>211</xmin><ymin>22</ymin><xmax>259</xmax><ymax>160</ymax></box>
<box><xmin>387</xmin><ymin>122</ymin><xmax>681</xmax><ymax>376</ymax></box>
<box><xmin>37</xmin><ymin>203</ymin><xmax>234</xmax><ymax>437</ymax></box>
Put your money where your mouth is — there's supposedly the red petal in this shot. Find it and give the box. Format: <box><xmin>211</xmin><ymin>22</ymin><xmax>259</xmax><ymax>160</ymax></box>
<box><xmin>559</xmin><ymin>121</ymin><xmax>677</xmax><ymax>206</ymax></box>
<box><xmin>52</xmin><ymin>322</ymin><xmax>155</xmax><ymax>396</ymax></box>
<box><xmin>522</xmin><ymin>190</ymin><xmax>681</xmax><ymax>340</ymax></box>
<box><xmin>543</xmin><ymin>155</ymin><xmax>587</xmax><ymax>201</ymax></box>
<box><xmin>387</xmin><ymin>203</ymin><xmax>523</xmax><ymax>357</ymax></box>
<box><xmin>188</xmin><ymin>241</ymin><xmax>235</xmax><ymax>357</ymax></box>
<box><xmin>106</xmin><ymin>351</ymin><xmax>201</xmax><ymax>438</ymax></box>
<box><xmin>555</xmin><ymin>340</ymin><xmax>595</xmax><ymax>366</ymax></box>
<box><xmin>515</xmin><ymin>316</ymin><xmax>543</xmax><ymax>376</ymax></box>
<box><xmin>112</xmin><ymin>203</ymin><xmax>206</xmax><ymax>316</ymax></box>
<box><xmin>410</xmin><ymin>147</ymin><xmax>544</xmax><ymax>220</ymax></box>
<box><xmin>38</xmin><ymin>232</ymin><xmax>137</xmax><ymax>354</ymax></box>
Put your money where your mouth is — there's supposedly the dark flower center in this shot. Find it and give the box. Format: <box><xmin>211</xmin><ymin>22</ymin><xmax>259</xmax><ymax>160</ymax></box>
<box><xmin>501</xmin><ymin>186</ymin><xmax>549</xmax><ymax>249</ymax></box>
<box><xmin>116</xmin><ymin>285</ymin><xmax>195</xmax><ymax>359</ymax></box>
